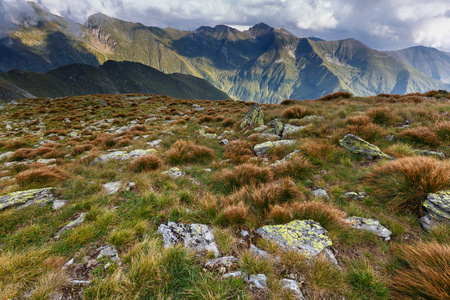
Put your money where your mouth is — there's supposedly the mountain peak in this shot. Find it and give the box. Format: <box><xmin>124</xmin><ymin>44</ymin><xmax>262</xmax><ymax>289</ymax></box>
<box><xmin>249</xmin><ymin>22</ymin><xmax>274</xmax><ymax>38</ymax></box>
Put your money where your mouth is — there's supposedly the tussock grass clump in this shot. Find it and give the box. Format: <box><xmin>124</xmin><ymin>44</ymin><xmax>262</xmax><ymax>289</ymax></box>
<box><xmin>365</xmin><ymin>157</ymin><xmax>450</xmax><ymax>214</ymax></box>
<box><xmin>222</xmin><ymin>117</ymin><xmax>235</xmax><ymax>127</ymax></box>
<box><xmin>197</xmin><ymin>115</ymin><xmax>214</xmax><ymax>123</ymax></box>
<box><xmin>223</xmin><ymin>140</ymin><xmax>254</xmax><ymax>164</ymax></box>
<box><xmin>71</xmin><ymin>143</ymin><xmax>94</xmax><ymax>155</ymax></box>
<box><xmin>8</xmin><ymin>148</ymin><xmax>35</xmax><ymax>161</ymax></box>
<box><xmin>165</xmin><ymin>140</ymin><xmax>215</xmax><ymax>165</ymax></box>
<box><xmin>214</xmin><ymin>163</ymin><xmax>273</xmax><ymax>194</ymax></box>
<box><xmin>433</xmin><ymin>120</ymin><xmax>450</xmax><ymax>142</ymax></box>
<box><xmin>130</xmin><ymin>155</ymin><xmax>163</xmax><ymax>172</ymax></box>
<box><xmin>347</xmin><ymin>123</ymin><xmax>386</xmax><ymax>142</ymax></box>
<box><xmin>3</xmin><ymin>140</ymin><xmax>30</xmax><ymax>150</ymax></box>
<box><xmin>346</xmin><ymin>259</ymin><xmax>389</xmax><ymax>299</ymax></box>
<box><xmin>365</xmin><ymin>107</ymin><xmax>397</xmax><ymax>125</ymax></box>
<box><xmin>273</xmin><ymin>154</ymin><xmax>315</xmax><ymax>179</ymax></box>
<box><xmin>281</xmin><ymin>105</ymin><xmax>316</xmax><ymax>119</ymax></box>
<box><xmin>306</xmin><ymin>256</ymin><xmax>346</xmax><ymax>298</ymax></box>
<box><xmin>345</xmin><ymin>115</ymin><xmax>371</xmax><ymax>126</ymax></box>
<box><xmin>390</xmin><ymin>242</ymin><xmax>450</xmax><ymax>300</ymax></box>
<box><xmin>317</xmin><ymin>91</ymin><xmax>352</xmax><ymax>101</ymax></box>
<box><xmin>399</xmin><ymin>126</ymin><xmax>439</xmax><ymax>146</ymax></box>
<box><xmin>15</xmin><ymin>166</ymin><xmax>70</xmax><ymax>188</ymax></box>
<box><xmin>268</xmin><ymin>201</ymin><xmax>347</xmax><ymax>230</ymax></box>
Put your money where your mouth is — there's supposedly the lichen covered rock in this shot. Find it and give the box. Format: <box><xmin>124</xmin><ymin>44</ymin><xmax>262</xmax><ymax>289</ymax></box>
<box><xmin>257</xmin><ymin>220</ymin><xmax>335</xmax><ymax>261</ymax></box>
<box><xmin>0</xmin><ymin>187</ymin><xmax>55</xmax><ymax>211</ymax></box>
<box><xmin>414</xmin><ymin>149</ymin><xmax>445</xmax><ymax>159</ymax></box>
<box><xmin>339</xmin><ymin>134</ymin><xmax>391</xmax><ymax>159</ymax></box>
<box><xmin>204</xmin><ymin>256</ymin><xmax>239</xmax><ymax>273</ymax></box>
<box><xmin>162</xmin><ymin>167</ymin><xmax>185</xmax><ymax>178</ymax></box>
<box><xmin>420</xmin><ymin>190</ymin><xmax>450</xmax><ymax>230</ymax></box>
<box><xmin>240</xmin><ymin>104</ymin><xmax>264</xmax><ymax>128</ymax></box>
<box><xmin>91</xmin><ymin>149</ymin><xmax>156</xmax><ymax>165</ymax></box>
<box><xmin>254</xmin><ymin>140</ymin><xmax>296</xmax><ymax>156</ymax></box>
<box><xmin>263</xmin><ymin>118</ymin><xmax>284</xmax><ymax>136</ymax></box>
<box><xmin>158</xmin><ymin>221</ymin><xmax>220</xmax><ymax>257</ymax></box>
<box><xmin>103</xmin><ymin>181</ymin><xmax>121</xmax><ymax>195</ymax></box>
<box><xmin>282</xmin><ymin>124</ymin><xmax>305</xmax><ymax>138</ymax></box>
<box><xmin>280</xmin><ymin>279</ymin><xmax>306</xmax><ymax>300</ymax></box>
<box><xmin>346</xmin><ymin>216</ymin><xmax>392</xmax><ymax>240</ymax></box>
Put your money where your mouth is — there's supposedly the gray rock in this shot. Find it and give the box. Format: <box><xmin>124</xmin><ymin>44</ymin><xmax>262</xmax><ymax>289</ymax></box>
<box><xmin>204</xmin><ymin>256</ymin><xmax>239</xmax><ymax>273</ymax></box>
<box><xmin>103</xmin><ymin>181</ymin><xmax>121</xmax><ymax>195</ymax></box>
<box><xmin>343</xmin><ymin>191</ymin><xmax>366</xmax><ymax>201</ymax></box>
<box><xmin>223</xmin><ymin>271</ymin><xmax>246</xmax><ymax>279</ymax></box>
<box><xmin>52</xmin><ymin>200</ymin><xmax>67</xmax><ymax>210</ymax></box>
<box><xmin>0</xmin><ymin>151</ymin><xmax>13</xmax><ymax>161</ymax></box>
<box><xmin>91</xmin><ymin>149</ymin><xmax>156</xmax><ymax>165</ymax></box>
<box><xmin>282</xmin><ymin>124</ymin><xmax>305</xmax><ymax>138</ymax></box>
<box><xmin>240</xmin><ymin>104</ymin><xmax>264</xmax><ymax>128</ymax></box>
<box><xmin>346</xmin><ymin>217</ymin><xmax>392</xmax><ymax>240</ymax></box>
<box><xmin>263</xmin><ymin>118</ymin><xmax>284</xmax><ymax>136</ymax></box>
<box><xmin>254</xmin><ymin>140</ymin><xmax>296</xmax><ymax>156</ymax></box>
<box><xmin>244</xmin><ymin>274</ymin><xmax>267</xmax><ymax>289</ymax></box>
<box><xmin>259</xmin><ymin>133</ymin><xmax>281</xmax><ymax>140</ymax></box>
<box><xmin>147</xmin><ymin>139</ymin><xmax>162</xmax><ymax>147</ymax></box>
<box><xmin>414</xmin><ymin>149</ymin><xmax>445</xmax><ymax>158</ymax></box>
<box><xmin>280</xmin><ymin>279</ymin><xmax>306</xmax><ymax>300</ymax></box>
<box><xmin>312</xmin><ymin>189</ymin><xmax>329</xmax><ymax>199</ymax></box>
<box><xmin>0</xmin><ymin>187</ymin><xmax>55</xmax><ymax>211</ymax></box>
<box><xmin>158</xmin><ymin>221</ymin><xmax>220</xmax><ymax>257</ymax></box>
<box><xmin>254</xmin><ymin>125</ymin><xmax>268</xmax><ymax>132</ymax></box>
<box><xmin>420</xmin><ymin>191</ymin><xmax>450</xmax><ymax>231</ymax></box>
<box><xmin>249</xmin><ymin>244</ymin><xmax>271</xmax><ymax>259</ymax></box>
<box><xmin>339</xmin><ymin>134</ymin><xmax>391</xmax><ymax>159</ymax></box>
<box><xmin>55</xmin><ymin>213</ymin><xmax>86</xmax><ymax>238</ymax></box>
<box><xmin>220</xmin><ymin>139</ymin><xmax>229</xmax><ymax>145</ymax></box>
<box><xmin>162</xmin><ymin>167</ymin><xmax>185</xmax><ymax>178</ymax></box>
<box><xmin>257</xmin><ymin>220</ymin><xmax>336</xmax><ymax>263</ymax></box>
<box><xmin>270</xmin><ymin>150</ymin><xmax>301</xmax><ymax>167</ymax></box>
<box><xmin>97</xmin><ymin>245</ymin><xmax>121</xmax><ymax>264</ymax></box>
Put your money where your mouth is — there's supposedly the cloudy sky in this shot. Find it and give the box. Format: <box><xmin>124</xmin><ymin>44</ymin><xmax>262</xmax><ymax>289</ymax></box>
<box><xmin>2</xmin><ymin>0</ymin><xmax>450</xmax><ymax>51</ymax></box>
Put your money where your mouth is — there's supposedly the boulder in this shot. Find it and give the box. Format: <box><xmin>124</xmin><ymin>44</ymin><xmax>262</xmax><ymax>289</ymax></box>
<box><xmin>0</xmin><ymin>187</ymin><xmax>55</xmax><ymax>211</ymax></box>
<box><xmin>282</xmin><ymin>124</ymin><xmax>305</xmax><ymax>138</ymax></box>
<box><xmin>346</xmin><ymin>216</ymin><xmax>392</xmax><ymax>241</ymax></box>
<box><xmin>339</xmin><ymin>134</ymin><xmax>391</xmax><ymax>159</ymax></box>
<box><xmin>158</xmin><ymin>221</ymin><xmax>220</xmax><ymax>257</ymax></box>
<box><xmin>254</xmin><ymin>140</ymin><xmax>296</xmax><ymax>156</ymax></box>
<box><xmin>262</xmin><ymin>118</ymin><xmax>284</xmax><ymax>136</ymax></box>
<box><xmin>257</xmin><ymin>220</ymin><xmax>336</xmax><ymax>263</ymax></box>
<box><xmin>240</xmin><ymin>104</ymin><xmax>264</xmax><ymax>128</ymax></box>
<box><xmin>280</xmin><ymin>279</ymin><xmax>306</xmax><ymax>300</ymax></box>
<box><xmin>419</xmin><ymin>191</ymin><xmax>450</xmax><ymax>231</ymax></box>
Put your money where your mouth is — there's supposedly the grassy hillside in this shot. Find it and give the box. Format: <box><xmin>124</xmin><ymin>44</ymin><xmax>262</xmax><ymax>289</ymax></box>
<box><xmin>0</xmin><ymin>91</ymin><xmax>449</xmax><ymax>299</ymax></box>
<box><xmin>0</xmin><ymin>60</ymin><xmax>230</xmax><ymax>101</ymax></box>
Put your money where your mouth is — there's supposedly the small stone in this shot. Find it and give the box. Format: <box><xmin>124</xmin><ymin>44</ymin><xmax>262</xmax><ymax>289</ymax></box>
<box><xmin>249</xmin><ymin>244</ymin><xmax>271</xmax><ymax>259</ymax></box>
<box><xmin>254</xmin><ymin>140</ymin><xmax>296</xmax><ymax>156</ymax></box>
<box><xmin>414</xmin><ymin>149</ymin><xmax>445</xmax><ymax>159</ymax></box>
<box><xmin>55</xmin><ymin>213</ymin><xmax>86</xmax><ymax>238</ymax></box>
<box><xmin>245</xmin><ymin>274</ymin><xmax>267</xmax><ymax>289</ymax></box>
<box><xmin>204</xmin><ymin>256</ymin><xmax>239</xmax><ymax>273</ymax></box>
<box><xmin>346</xmin><ymin>216</ymin><xmax>392</xmax><ymax>240</ymax></box>
<box><xmin>312</xmin><ymin>189</ymin><xmax>329</xmax><ymax>199</ymax></box>
<box><xmin>339</xmin><ymin>134</ymin><xmax>391</xmax><ymax>160</ymax></box>
<box><xmin>162</xmin><ymin>167</ymin><xmax>185</xmax><ymax>178</ymax></box>
<box><xmin>223</xmin><ymin>271</ymin><xmax>245</xmax><ymax>279</ymax></box>
<box><xmin>103</xmin><ymin>181</ymin><xmax>121</xmax><ymax>195</ymax></box>
<box><xmin>52</xmin><ymin>200</ymin><xmax>67</xmax><ymax>210</ymax></box>
<box><xmin>147</xmin><ymin>139</ymin><xmax>162</xmax><ymax>147</ymax></box>
<box><xmin>280</xmin><ymin>279</ymin><xmax>306</xmax><ymax>300</ymax></box>
<box><xmin>97</xmin><ymin>245</ymin><xmax>121</xmax><ymax>264</ymax></box>
<box><xmin>254</xmin><ymin>125</ymin><xmax>268</xmax><ymax>132</ymax></box>
<box><xmin>343</xmin><ymin>191</ymin><xmax>366</xmax><ymax>201</ymax></box>
<box><xmin>282</xmin><ymin>124</ymin><xmax>305</xmax><ymax>138</ymax></box>
<box><xmin>220</xmin><ymin>139</ymin><xmax>229</xmax><ymax>145</ymax></box>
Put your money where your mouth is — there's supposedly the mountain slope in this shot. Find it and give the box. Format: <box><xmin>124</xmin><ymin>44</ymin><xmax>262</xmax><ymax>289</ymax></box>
<box><xmin>0</xmin><ymin>60</ymin><xmax>230</xmax><ymax>101</ymax></box>
<box><xmin>386</xmin><ymin>46</ymin><xmax>450</xmax><ymax>84</ymax></box>
<box><xmin>1</xmin><ymin>3</ymin><xmax>448</xmax><ymax>103</ymax></box>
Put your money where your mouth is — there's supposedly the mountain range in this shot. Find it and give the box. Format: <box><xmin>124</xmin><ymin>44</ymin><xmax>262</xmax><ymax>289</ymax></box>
<box><xmin>0</xmin><ymin>2</ymin><xmax>449</xmax><ymax>103</ymax></box>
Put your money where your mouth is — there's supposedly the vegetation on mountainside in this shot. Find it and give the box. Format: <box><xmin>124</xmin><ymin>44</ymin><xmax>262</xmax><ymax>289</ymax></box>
<box><xmin>0</xmin><ymin>91</ymin><xmax>449</xmax><ymax>299</ymax></box>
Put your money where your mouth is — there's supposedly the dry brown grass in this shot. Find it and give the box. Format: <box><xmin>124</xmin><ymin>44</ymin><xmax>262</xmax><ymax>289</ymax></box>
<box><xmin>214</xmin><ymin>163</ymin><xmax>274</xmax><ymax>194</ymax></box>
<box><xmin>433</xmin><ymin>120</ymin><xmax>450</xmax><ymax>142</ymax></box>
<box><xmin>223</xmin><ymin>201</ymin><xmax>249</xmax><ymax>224</ymax></box>
<box><xmin>365</xmin><ymin>156</ymin><xmax>450</xmax><ymax>214</ymax></box>
<box><xmin>71</xmin><ymin>144</ymin><xmax>94</xmax><ymax>155</ymax></box>
<box><xmin>347</xmin><ymin>123</ymin><xmax>386</xmax><ymax>142</ymax></box>
<box><xmin>165</xmin><ymin>140</ymin><xmax>215</xmax><ymax>165</ymax></box>
<box><xmin>281</xmin><ymin>105</ymin><xmax>316</xmax><ymax>119</ymax></box>
<box><xmin>317</xmin><ymin>91</ymin><xmax>352</xmax><ymax>101</ymax></box>
<box><xmin>130</xmin><ymin>155</ymin><xmax>164</xmax><ymax>172</ymax></box>
<box><xmin>390</xmin><ymin>242</ymin><xmax>450</xmax><ymax>300</ymax></box>
<box><xmin>94</xmin><ymin>133</ymin><xmax>117</xmax><ymax>149</ymax></box>
<box><xmin>399</xmin><ymin>127</ymin><xmax>439</xmax><ymax>146</ymax></box>
<box><xmin>15</xmin><ymin>166</ymin><xmax>70</xmax><ymax>188</ymax></box>
<box><xmin>365</xmin><ymin>107</ymin><xmax>397</xmax><ymax>125</ymax></box>
<box><xmin>273</xmin><ymin>154</ymin><xmax>315</xmax><ymax>179</ymax></box>
<box><xmin>223</xmin><ymin>140</ymin><xmax>254</xmax><ymax>164</ymax></box>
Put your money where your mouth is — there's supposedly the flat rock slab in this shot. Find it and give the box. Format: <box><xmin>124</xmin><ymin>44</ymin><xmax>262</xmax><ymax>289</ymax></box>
<box><xmin>240</xmin><ymin>104</ymin><xmax>264</xmax><ymax>128</ymax></box>
<box><xmin>55</xmin><ymin>213</ymin><xmax>86</xmax><ymax>238</ymax></box>
<box><xmin>339</xmin><ymin>134</ymin><xmax>391</xmax><ymax>159</ymax></box>
<box><xmin>0</xmin><ymin>187</ymin><xmax>55</xmax><ymax>211</ymax></box>
<box><xmin>158</xmin><ymin>221</ymin><xmax>220</xmax><ymax>257</ymax></box>
<box><xmin>257</xmin><ymin>220</ymin><xmax>335</xmax><ymax>261</ymax></box>
<box><xmin>254</xmin><ymin>140</ymin><xmax>296</xmax><ymax>156</ymax></box>
<box><xmin>244</xmin><ymin>274</ymin><xmax>267</xmax><ymax>289</ymax></box>
<box><xmin>420</xmin><ymin>190</ymin><xmax>450</xmax><ymax>230</ymax></box>
<box><xmin>346</xmin><ymin>216</ymin><xmax>392</xmax><ymax>240</ymax></box>
<box><xmin>103</xmin><ymin>181</ymin><xmax>121</xmax><ymax>195</ymax></box>
<box><xmin>91</xmin><ymin>149</ymin><xmax>156</xmax><ymax>165</ymax></box>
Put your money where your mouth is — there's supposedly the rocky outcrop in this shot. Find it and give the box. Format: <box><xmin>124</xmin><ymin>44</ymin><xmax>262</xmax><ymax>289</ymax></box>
<box><xmin>158</xmin><ymin>221</ymin><xmax>220</xmax><ymax>257</ymax></box>
<box><xmin>419</xmin><ymin>191</ymin><xmax>450</xmax><ymax>231</ymax></box>
<box><xmin>346</xmin><ymin>216</ymin><xmax>392</xmax><ymax>240</ymax></box>
<box><xmin>339</xmin><ymin>134</ymin><xmax>391</xmax><ymax>159</ymax></box>
<box><xmin>91</xmin><ymin>149</ymin><xmax>157</xmax><ymax>165</ymax></box>
<box><xmin>257</xmin><ymin>220</ymin><xmax>336</xmax><ymax>263</ymax></box>
<box><xmin>254</xmin><ymin>140</ymin><xmax>296</xmax><ymax>156</ymax></box>
<box><xmin>240</xmin><ymin>104</ymin><xmax>264</xmax><ymax>128</ymax></box>
<box><xmin>0</xmin><ymin>187</ymin><xmax>55</xmax><ymax>211</ymax></box>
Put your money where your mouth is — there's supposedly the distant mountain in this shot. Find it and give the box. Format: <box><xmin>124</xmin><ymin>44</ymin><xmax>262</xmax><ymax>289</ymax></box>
<box><xmin>1</xmin><ymin>3</ymin><xmax>448</xmax><ymax>103</ymax></box>
<box><xmin>386</xmin><ymin>46</ymin><xmax>450</xmax><ymax>84</ymax></box>
<box><xmin>0</xmin><ymin>60</ymin><xmax>230</xmax><ymax>101</ymax></box>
